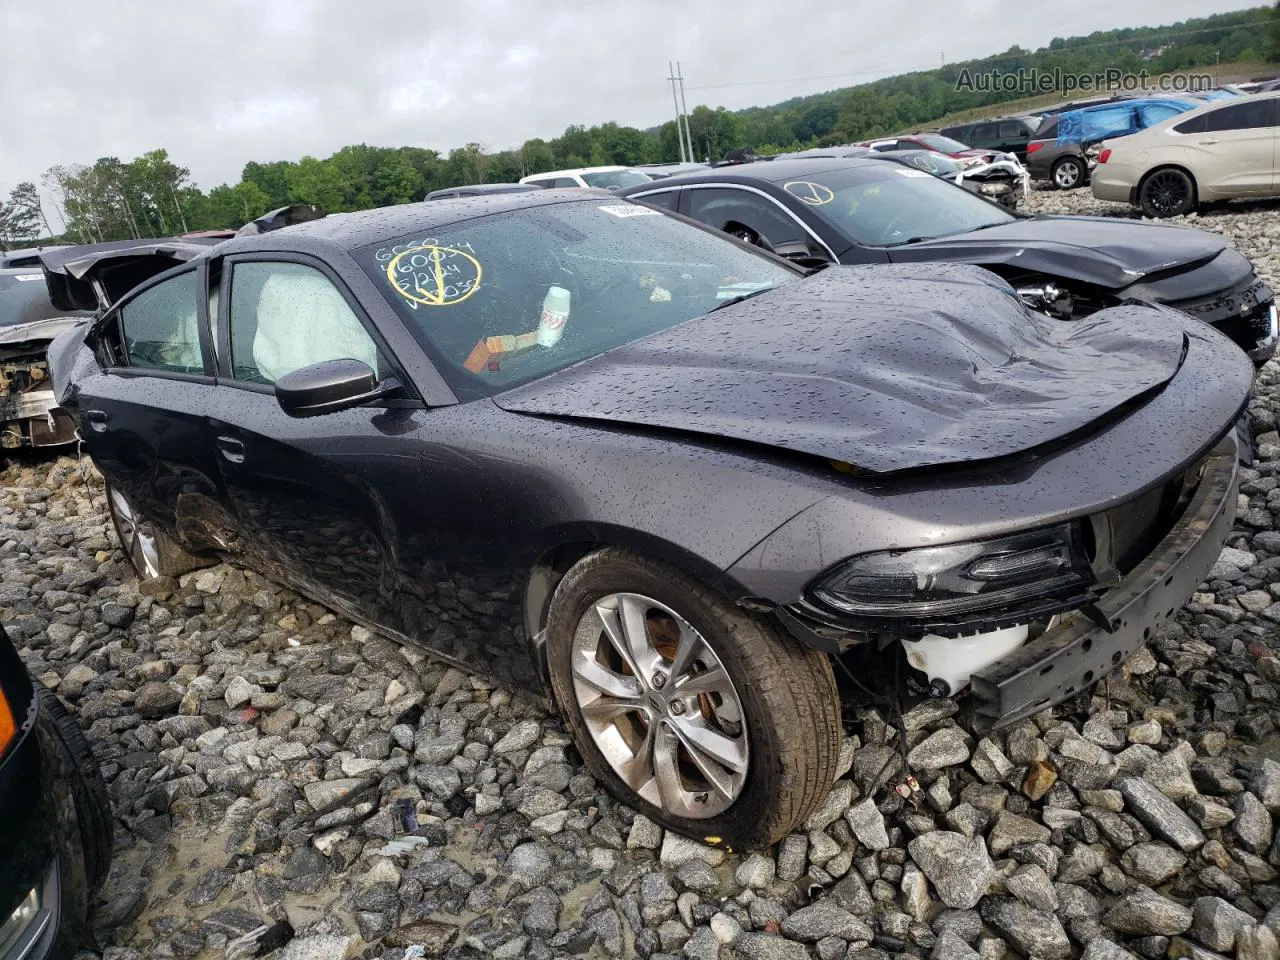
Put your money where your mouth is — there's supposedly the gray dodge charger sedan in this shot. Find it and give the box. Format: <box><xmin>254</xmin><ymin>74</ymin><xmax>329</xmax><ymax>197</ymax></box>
<box><xmin>45</xmin><ymin>191</ymin><xmax>1251</xmax><ymax>847</ymax></box>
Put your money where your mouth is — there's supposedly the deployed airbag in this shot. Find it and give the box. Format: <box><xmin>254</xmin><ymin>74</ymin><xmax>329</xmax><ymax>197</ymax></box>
<box><xmin>496</xmin><ymin>263</ymin><xmax>1192</xmax><ymax>474</ymax></box>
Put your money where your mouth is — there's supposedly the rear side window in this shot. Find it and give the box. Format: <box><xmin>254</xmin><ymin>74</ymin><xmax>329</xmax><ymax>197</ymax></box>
<box><xmin>1034</xmin><ymin>118</ymin><xmax>1058</xmax><ymax>139</ymax></box>
<box><xmin>1138</xmin><ymin>103</ymin><xmax>1184</xmax><ymax>127</ymax></box>
<box><xmin>119</xmin><ymin>270</ymin><xmax>204</xmax><ymax>374</ymax></box>
<box><xmin>228</xmin><ymin>261</ymin><xmax>381</xmax><ymax>385</ymax></box>
<box><xmin>971</xmin><ymin>123</ymin><xmax>998</xmax><ymax>141</ymax></box>
<box><xmin>635</xmin><ymin>190</ymin><xmax>680</xmax><ymax>211</ymax></box>
<box><xmin>998</xmin><ymin>120</ymin><xmax>1027</xmax><ymax>138</ymax></box>
<box><xmin>939</xmin><ymin>125</ymin><xmax>968</xmax><ymax>140</ymax></box>
<box><xmin>687</xmin><ymin>188</ymin><xmax>806</xmax><ymax>247</ymax></box>
<box><xmin>1201</xmin><ymin>99</ymin><xmax>1276</xmax><ymax>132</ymax></box>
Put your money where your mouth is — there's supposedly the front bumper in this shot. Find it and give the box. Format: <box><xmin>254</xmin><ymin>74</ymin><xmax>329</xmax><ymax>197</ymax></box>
<box><xmin>1174</xmin><ymin>279</ymin><xmax>1277</xmax><ymax>365</ymax></box>
<box><xmin>0</xmin><ymin>389</ymin><xmax>77</xmax><ymax>449</ymax></box>
<box><xmin>969</xmin><ymin>433</ymin><xmax>1238</xmax><ymax>731</ymax></box>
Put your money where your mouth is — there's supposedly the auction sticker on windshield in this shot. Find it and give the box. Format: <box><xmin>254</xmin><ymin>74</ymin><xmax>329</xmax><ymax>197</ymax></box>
<box><xmin>597</xmin><ymin>204</ymin><xmax>662</xmax><ymax>218</ymax></box>
<box><xmin>384</xmin><ymin>243</ymin><xmax>482</xmax><ymax>307</ymax></box>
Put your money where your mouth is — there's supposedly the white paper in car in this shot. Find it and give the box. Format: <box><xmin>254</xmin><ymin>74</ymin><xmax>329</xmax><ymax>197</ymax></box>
<box><xmin>894</xmin><ymin>169</ymin><xmax>932</xmax><ymax>177</ymax></box>
<box><xmin>597</xmin><ymin>204</ymin><xmax>662</xmax><ymax>217</ymax></box>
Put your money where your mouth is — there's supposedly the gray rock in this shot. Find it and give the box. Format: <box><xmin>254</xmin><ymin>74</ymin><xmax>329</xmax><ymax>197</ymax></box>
<box><xmin>507</xmin><ymin>843</ymin><xmax>552</xmax><ymax>886</ymax></box>
<box><xmin>277</xmin><ymin>935</ymin><xmax>355</xmax><ymax>960</ymax></box>
<box><xmin>1004</xmin><ymin>865</ymin><xmax>1056</xmax><ymax>913</ymax></box>
<box><xmin>735</xmin><ymin>852</ymin><xmax>776</xmax><ymax>890</ymax></box>
<box><xmin>1235</xmin><ymin>791</ymin><xmax>1274</xmax><ymax>853</ymax></box>
<box><xmin>1254</xmin><ymin>760</ymin><xmax>1280</xmax><ymax>812</ymax></box>
<box><xmin>1143</xmin><ymin>751</ymin><xmax>1198</xmax><ymax>801</ymax></box>
<box><xmin>908</xmin><ymin>831</ymin><xmax>994</xmax><ymax>909</ymax></box>
<box><xmin>1104</xmin><ymin>886</ymin><xmax>1193</xmax><ymax>936</ymax></box>
<box><xmin>909</xmin><ymin>728</ymin><xmax>972</xmax><ymax>770</ymax></box>
<box><xmin>135</xmin><ymin>681</ymin><xmax>181</xmax><ymax>719</ymax></box>
<box><xmin>845</xmin><ymin>797</ymin><xmax>890</xmax><ymax>851</ymax></box>
<box><xmin>493</xmin><ymin>719</ymin><xmax>540</xmax><ymax>755</ymax></box>
<box><xmin>781</xmin><ymin>901</ymin><xmax>873</xmax><ymax>942</ymax></box>
<box><xmin>775</xmin><ymin>834</ymin><xmax>807</xmax><ymax>882</ymax></box>
<box><xmin>806</xmin><ymin>779</ymin><xmax>855</xmax><ymax>831</ymax></box>
<box><xmin>660</xmin><ymin>833</ymin><xmax>725</xmax><ymax>870</ymax></box>
<box><xmin>1118</xmin><ymin>778</ymin><xmax>1206</xmax><ymax>852</ymax></box>
<box><xmin>971</xmin><ymin>738</ymin><xmax>1014</xmax><ymax>783</ymax></box>
<box><xmin>1119</xmin><ymin>842</ymin><xmax>1187</xmax><ymax>885</ymax></box>
<box><xmin>683</xmin><ymin>926</ymin><xmax>721</xmax><ymax>960</ymax></box>
<box><xmin>710</xmin><ymin>912</ymin><xmax>743</xmax><ymax>945</ymax></box>
<box><xmin>1190</xmin><ymin>896</ymin><xmax>1256</xmax><ymax>952</ymax></box>
<box><xmin>987</xmin><ymin>811</ymin><xmax>1050</xmax><ymax>856</ymax></box>
<box><xmin>627</xmin><ymin>814</ymin><xmax>663</xmax><ymax>850</ymax></box>
<box><xmin>980</xmin><ymin>899</ymin><xmax>1072</xmax><ymax>960</ymax></box>
<box><xmin>734</xmin><ymin>933</ymin><xmax>810</xmax><ymax>960</ymax></box>
<box><xmin>1238</xmin><ymin>923</ymin><xmax>1280</xmax><ymax>960</ymax></box>
<box><xmin>302</xmin><ymin>778</ymin><xmax>369</xmax><ymax>810</ymax></box>
<box><xmin>1081</xmin><ymin>941</ymin><xmax>1140</xmax><ymax>960</ymax></box>
<box><xmin>933</xmin><ymin>931</ymin><xmax>981</xmax><ymax>960</ymax></box>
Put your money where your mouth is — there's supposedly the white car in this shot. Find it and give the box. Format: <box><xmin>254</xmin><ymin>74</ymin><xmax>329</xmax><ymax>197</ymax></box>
<box><xmin>1092</xmin><ymin>92</ymin><xmax>1279</xmax><ymax>217</ymax></box>
<box><xmin>519</xmin><ymin>166</ymin><xmax>654</xmax><ymax>190</ymax></box>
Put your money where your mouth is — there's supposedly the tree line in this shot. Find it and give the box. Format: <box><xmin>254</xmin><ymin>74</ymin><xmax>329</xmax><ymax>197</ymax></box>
<box><xmin>2</xmin><ymin>5</ymin><xmax>1275</xmax><ymax>249</ymax></box>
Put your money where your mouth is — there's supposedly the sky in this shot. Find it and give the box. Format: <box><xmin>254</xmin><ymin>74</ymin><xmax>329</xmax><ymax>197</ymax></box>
<box><xmin>0</xmin><ymin>0</ymin><xmax>1254</xmax><ymax>201</ymax></box>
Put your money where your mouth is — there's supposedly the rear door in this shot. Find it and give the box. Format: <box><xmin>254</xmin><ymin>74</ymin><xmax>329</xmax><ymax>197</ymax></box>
<box><xmin>682</xmin><ymin>185</ymin><xmax>844</xmax><ymax>263</ymax></box>
<box><xmin>72</xmin><ymin>264</ymin><xmax>226</xmax><ymax>547</ymax></box>
<box><xmin>1179</xmin><ymin>98</ymin><xmax>1277</xmax><ymax>195</ymax></box>
<box><xmin>998</xmin><ymin>120</ymin><xmax>1031</xmax><ymax>157</ymax></box>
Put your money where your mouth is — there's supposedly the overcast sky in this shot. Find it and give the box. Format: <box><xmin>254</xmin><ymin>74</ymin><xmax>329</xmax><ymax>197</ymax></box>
<box><xmin>0</xmin><ymin>0</ymin><xmax>1252</xmax><ymax>201</ymax></box>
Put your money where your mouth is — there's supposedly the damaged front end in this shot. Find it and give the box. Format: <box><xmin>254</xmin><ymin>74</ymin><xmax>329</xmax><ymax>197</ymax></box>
<box><xmin>776</xmin><ymin>435</ymin><xmax>1238</xmax><ymax>731</ymax></box>
<box><xmin>0</xmin><ymin>320</ymin><xmax>86</xmax><ymax>448</ymax></box>
<box><xmin>953</xmin><ymin>155</ymin><xmax>1030</xmax><ymax>211</ymax></box>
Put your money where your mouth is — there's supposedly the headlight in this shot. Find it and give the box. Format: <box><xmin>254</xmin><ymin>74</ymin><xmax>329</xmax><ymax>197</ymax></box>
<box><xmin>0</xmin><ymin>888</ymin><xmax>40</xmax><ymax>956</ymax></box>
<box><xmin>810</xmin><ymin>524</ymin><xmax>1091</xmax><ymax>619</ymax></box>
<box><xmin>979</xmin><ymin>183</ymin><xmax>1010</xmax><ymax>196</ymax></box>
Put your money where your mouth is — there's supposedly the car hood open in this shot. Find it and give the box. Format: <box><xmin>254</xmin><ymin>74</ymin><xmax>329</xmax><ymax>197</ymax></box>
<box><xmin>495</xmin><ymin>263</ymin><xmax>1191</xmax><ymax>475</ymax></box>
<box><xmin>884</xmin><ymin>215</ymin><xmax>1229</xmax><ymax>290</ymax></box>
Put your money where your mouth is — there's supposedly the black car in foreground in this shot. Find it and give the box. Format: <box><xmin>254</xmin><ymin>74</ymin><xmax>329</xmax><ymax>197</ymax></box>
<box><xmin>617</xmin><ymin>157</ymin><xmax>1278</xmax><ymax>364</ymax></box>
<box><xmin>47</xmin><ymin>190</ymin><xmax>1249</xmax><ymax>847</ymax></box>
<box><xmin>1</xmin><ymin>625</ymin><xmax>111</xmax><ymax>959</ymax></box>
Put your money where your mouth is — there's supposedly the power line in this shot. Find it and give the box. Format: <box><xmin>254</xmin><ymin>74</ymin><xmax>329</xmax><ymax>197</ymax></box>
<box><xmin>685</xmin><ymin>18</ymin><xmax>1274</xmax><ymax>93</ymax></box>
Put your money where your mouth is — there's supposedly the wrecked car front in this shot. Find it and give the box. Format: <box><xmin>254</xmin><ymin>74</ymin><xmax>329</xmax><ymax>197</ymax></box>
<box><xmin>0</xmin><ymin>270</ymin><xmax>91</xmax><ymax>448</ymax></box>
<box><xmin>499</xmin><ymin>263</ymin><xmax>1252</xmax><ymax>729</ymax></box>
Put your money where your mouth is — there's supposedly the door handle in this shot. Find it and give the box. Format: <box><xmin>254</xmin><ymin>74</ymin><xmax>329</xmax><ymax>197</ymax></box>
<box><xmin>216</xmin><ymin>435</ymin><xmax>246</xmax><ymax>464</ymax></box>
<box><xmin>85</xmin><ymin>409</ymin><xmax>109</xmax><ymax>433</ymax></box>
<box><xmin>1198</xmin><ymin>138</ymin><xmax>1220</xmax><ymax>145</ymax></box>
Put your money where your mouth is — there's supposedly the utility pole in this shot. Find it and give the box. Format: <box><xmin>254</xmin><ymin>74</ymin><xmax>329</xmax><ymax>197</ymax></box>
<box><xmin>668</xmin><ymin>63</ymin><xmax>687</xmax><ymax>163</ymax></box>
<box><xmin>677</xmin><ymin>62</ymin><xmax>696</xmax><ymax>162</ymax></box>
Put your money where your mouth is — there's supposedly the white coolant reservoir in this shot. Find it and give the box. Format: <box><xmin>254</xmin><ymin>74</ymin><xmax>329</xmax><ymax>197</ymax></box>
<box><xmin>900</xmin><ymin>624</ymin><xmax>1029</xmax><ymax>697</ymax></box>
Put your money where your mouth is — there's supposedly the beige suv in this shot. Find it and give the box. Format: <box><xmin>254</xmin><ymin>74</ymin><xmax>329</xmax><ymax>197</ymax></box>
<box><xmin>1092</xmin><ymin>93</ymin><xmax>1279</xmax><ymax>217</ymax></box>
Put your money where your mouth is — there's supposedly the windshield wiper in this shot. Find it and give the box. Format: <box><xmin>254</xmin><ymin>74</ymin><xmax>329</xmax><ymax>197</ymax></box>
<box><xmin>710</xmin><ymin>287</ymin><xmax>775</xmax><ymax>312</ymax></box>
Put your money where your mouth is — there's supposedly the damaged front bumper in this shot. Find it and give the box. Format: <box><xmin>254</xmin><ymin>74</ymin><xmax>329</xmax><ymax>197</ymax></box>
<box><xmin>0</xmin><ymin>386</ymin><xmax>77</xmax><ymax>449</ymax></box>
<box><xmin>968</xmin><ymin>433</ymin><xmax>1238</xmax><ymax>730</ymax></box>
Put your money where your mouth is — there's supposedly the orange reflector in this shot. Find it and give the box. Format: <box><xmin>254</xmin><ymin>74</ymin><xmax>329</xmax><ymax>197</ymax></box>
<box><xmin>0</xmin><ymin>687</ymin><xmax>15</xmax><ymax>757</ymax></box>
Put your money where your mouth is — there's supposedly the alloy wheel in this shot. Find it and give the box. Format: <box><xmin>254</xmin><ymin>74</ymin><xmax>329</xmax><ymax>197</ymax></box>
<box><xmin>1143</xmin><ymin>171</ymin><xmax>1190</xmax><ymax>216</ymax></box>
<box><xmin>1054</xmin><ymin>159</ymin><xmax>1082</xmax><ymax>189</ymax></box>
<box><xmin>108</xmin><ymin>486</ymin><xmax>161</xmax><ymax>578</ymax></box>
<box><xmin>570</xmin><ymin>592</ymin><xmax>749</xmax><ymax>818</ymax></box>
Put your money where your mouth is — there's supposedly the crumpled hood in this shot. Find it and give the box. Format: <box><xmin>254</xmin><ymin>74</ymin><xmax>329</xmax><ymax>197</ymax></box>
<box><xmin>495</xmin><ymin>263</ymin><xmax>1191</xmax><ymax>474</ymax></box>
<box><xmin>885</xmin><ymin>215</ymin><xmax>1229</xmax><ymax>289</ymax></box>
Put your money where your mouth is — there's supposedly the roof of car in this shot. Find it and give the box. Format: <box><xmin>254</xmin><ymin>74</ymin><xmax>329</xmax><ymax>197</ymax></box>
<box><xmin>621</xmin><ymin>156</ymin><xmax>884</xmax><ymax>190</ymax></box>
<box><xmin>215</xmin><ymin>188</ymin><xmax>617</xmax><ymax>255</ymax></box>
<box><xmin>521</xmin><ymin>166</ymin><xmax>637</xmax><ymax>178</ymax></box>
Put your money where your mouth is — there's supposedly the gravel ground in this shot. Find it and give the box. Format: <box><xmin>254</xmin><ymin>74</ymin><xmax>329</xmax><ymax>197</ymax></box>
<box><xmin>8</xmin><ymin>187</ymin><xmax>1280</xmax><ymax>960</ymax></box>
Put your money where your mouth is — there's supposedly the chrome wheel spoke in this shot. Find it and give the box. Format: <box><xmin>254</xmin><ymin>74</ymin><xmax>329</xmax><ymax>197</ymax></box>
<box><xmin>674</xmin><ymin>664</ymin><xmax>730</xmax><ymax>698</ymax></box>
<box><xmin>651</xmin><ymin>722</ymin><xmax>684</xmax><ymax>810</ymax></box>
<box><xmin>574</xmin><ymin>655</ymin><xmax>643</xmax><ymax>701</ymax></box>
<box><xmin>595</xmin><ymin>598</ymin><xmax>648</xmax><ymax>677</ymax></box>
<box><xmin>620</xmin><ymin>720</ymin><xmax>656</xmax><ymax>789</ymax></box>
<box><xmin>666</xmin><ymin>621</ymin><xmax>703</xmax><ymax>680</ymax></box>
<box><xmin>672</xmin><ymin>714</ymin><xmax>748</xmax><ymax>775</ymax></box>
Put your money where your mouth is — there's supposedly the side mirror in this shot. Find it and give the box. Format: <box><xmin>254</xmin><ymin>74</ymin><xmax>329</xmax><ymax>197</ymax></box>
<box><xmin>274</xmin><ymin>358</ymin><xmax>386</xmax><ymax>418</ymax></box>
<box><xmin>772</xmin><ymin>240</ymin><xmax>833</xmax><ymax>270</ymax></box>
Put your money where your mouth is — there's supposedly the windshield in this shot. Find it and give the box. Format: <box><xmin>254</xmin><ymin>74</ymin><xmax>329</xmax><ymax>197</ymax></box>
<box><xmin>580</xmin><ymin>169</ymin><xmax>652</xmax><ymax>189</ymax></box>
<box><xmin>358</xmin><ymin>199</ymin><xmax>797</xmax><ymax>399</ymax></box>
<box><xmin>782</xmin><ymin>165</ymin><xmax>1013</xmax><ymax>247</ymax></box>
<box><xmin>896</xmin><ymin>152</ymin><xmax>962</xmax><ymax>176</ymax></box>
<box><xmin>914</xmin><ymin>134</ymin><xmax>972</xmax><ymax>153</ymax></box>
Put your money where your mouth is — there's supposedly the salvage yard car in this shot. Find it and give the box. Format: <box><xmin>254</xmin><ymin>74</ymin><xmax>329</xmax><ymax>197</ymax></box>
<box><xmin>0</xmin><ymin>262</ymin><xmax>91</xmax><ymax>448</ymax></box>
<box><xmin>618</xmin><ymin>157</ymin><xmax>1277</xmax><ymax>363</ymax></box>
<box><xmin>47</xmin><ymin>190</ymin><xmax>1251</xmax><ymax>847</ymax></box>
<box><xmin>1091</xmin><ymin>92</ymin><xmax>1280</xmax><ymax>218</ymax></box>
<box><xmin>0</xmin><ymin>623</ymin><xmax>111</xmax><ymax>959</ymax></box>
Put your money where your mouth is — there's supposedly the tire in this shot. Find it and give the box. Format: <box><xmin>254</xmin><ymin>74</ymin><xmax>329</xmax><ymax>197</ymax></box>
<box><xmin>1051</xmin><ymin>156</ymin><xmax>1086</xmax><ymax>190</ymax></box>
<box><xmin>1139</xmin><ymin>168</ymin><xmax>1196</xmax><ymax>218</ymax></box>
<box><xmin>35</xmin><ymin>682</ymin><xmax>112</xmax><ymax>893</ymax></box>
<box><xmin>545</xmin><ymin>547</ymin><xmax>841</xmax><ymax>849</ymax></box>
<box><xmin>104</xmin><ymin>482</ymin><xmax>204</xmax><ymax>580</ymax></box>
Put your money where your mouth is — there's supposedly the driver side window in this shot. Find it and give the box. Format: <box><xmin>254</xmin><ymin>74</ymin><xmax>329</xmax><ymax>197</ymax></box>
<box><xmin>119</xmin><ymin>270</ymin><xmax>205</xmax><ymax>374</ymax></box>
<box><xmin>228</xmin><ymin>261</ymin><xmax>382</xmax><ymax>385</ymax></box>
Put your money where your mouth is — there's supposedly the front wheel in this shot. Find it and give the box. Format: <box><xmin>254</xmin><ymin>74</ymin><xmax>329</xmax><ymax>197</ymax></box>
<box><xmin>1139</xmin><ymin>168</ymin><xmax>1196</xmax><ymax>218</ymax></box>
<box><xmin>545</xmin><ymin>547</ymin><xmax>841</xmax><ymax>848</ymax></box>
